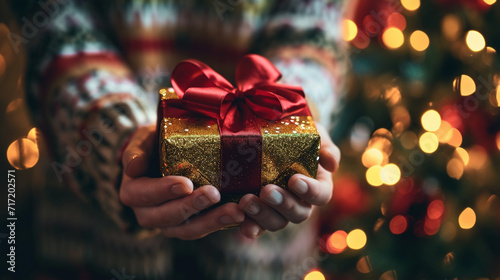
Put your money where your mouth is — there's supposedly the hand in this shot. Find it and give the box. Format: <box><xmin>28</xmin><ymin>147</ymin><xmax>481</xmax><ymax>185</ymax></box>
<box><xmin>238</xmin><ymin>123</ymin><xmax>340</xmax><ymax>238</ymax></box>
<box><xmin>119</xmin><ymin>125</ymin><xmax>245</xmax><ymax>240</ymax></box>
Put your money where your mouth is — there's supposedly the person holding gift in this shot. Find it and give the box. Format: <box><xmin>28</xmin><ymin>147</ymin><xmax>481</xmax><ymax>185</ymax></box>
<box><xmin>8</xmin><ymin>0</ymin><xmax>345</xmax><ymax>279</ymax></box>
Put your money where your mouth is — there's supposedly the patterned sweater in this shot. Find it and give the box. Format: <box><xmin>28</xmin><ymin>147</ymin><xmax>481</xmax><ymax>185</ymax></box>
<box><xmin>9</xmin><ymin>0</ymin><xmax>347</xmax><ymax>279</ymax></box>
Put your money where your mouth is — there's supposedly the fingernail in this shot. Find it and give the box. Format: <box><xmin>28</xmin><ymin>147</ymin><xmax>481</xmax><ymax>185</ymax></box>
<box><xmin>265</xmin><ymin>189</ymin><xmax>283</xmax><ymax>205</ymax></box>
<box><xmin>194</xmin><ymin>195</ymin><xmax>210</xmax><ymax>209</ymax></box>
<box><xmin>219</xmin><ymin>215</ymin><xmax>237</xmax><ymax>225</ymax></box>
<box><xmin>291</xmin><ymin>179</ymin><xmax>308</xmax><ymax>195</ymax></box>
<box><xmin>245</xmin><ymin>202</ymin><xmax>261</xmax><ymax>215</ymax></box>
<box><xmin>171</xmin><ymin>184</ymin><xmax>190</xmax><ymax>195</ymax></box>
<box><xmin>251</xmin><ymin>227</ymin><xmax>265</xmax><ymax>238</ymax></box>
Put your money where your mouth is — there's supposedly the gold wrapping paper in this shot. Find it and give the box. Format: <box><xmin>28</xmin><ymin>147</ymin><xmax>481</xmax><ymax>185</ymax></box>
<box><xmin>159</xmin><ymin>88</ymin><xmax>320</xmax><ymax>200</ymax></box>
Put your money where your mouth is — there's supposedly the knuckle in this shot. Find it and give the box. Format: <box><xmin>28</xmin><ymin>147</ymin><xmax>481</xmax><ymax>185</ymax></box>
<box><xmin>138</xmin><ymin>190</ymin><xmax>152</xmax><ymax>205</ymax></box>
<box><xmin>290</xmin><ymin>208</ymin><xmax>312</xmax><ymax>224</ymax></box>
<box><xmin>119</xmin><ymin>188</ymin><xmax>132</xmax><ymax>206</ymax></box>
<box><xmin>308</xmin><ymin>188</ymin><xmax>321</xmax><ymax>204</ymax></box>
<box><xmin>268</xmin><ymin>220</ymin><xmax>288</xmax><ymax>232</ymax></box>
<box><xmin>282</xmin><ymin>199</ymin><xmax>296</xmax><ymax>213</ymax></box>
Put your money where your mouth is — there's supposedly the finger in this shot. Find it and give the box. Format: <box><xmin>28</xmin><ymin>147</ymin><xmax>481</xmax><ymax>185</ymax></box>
<box><xmin>239</xmin><ymin>218</ymin><xmax>265</xmax><ymax>239</ymax></box>
<box><xmin>122</xmin><ymin>125</ymin><xmax>156</xmax><ymax>178</ymax></box>
<box><xmin>287</xmin><ymin>167</ymin><xmax>333</xmax><ymax>206</ymax></box>
<box><xmin>120</xmin><ymin>175</ymin><xmax>194</xmax><ymax>207</ymax></box>
<box><xmin>258</xmin><ymin>185</ymin><xmax>313</xmax><ymax>224</ymax></box>
<box><xmin>161</xmin><ymin>203</ymin><xmax>245</xmax><ymax>240</ymax></box>
<box><xmin>134</xmin><ymin>185</ymin><xmax>220</xmax><ymax>228</ymax></box>
<box><xmin>316</xmin><ymin>124</ymin><xmax>341</xmax><ymax>173</ymax></box>
<box><xmin>239</xmin><ymin>194</ymin><xmax>289</xmax><ymax>231</ymax></box>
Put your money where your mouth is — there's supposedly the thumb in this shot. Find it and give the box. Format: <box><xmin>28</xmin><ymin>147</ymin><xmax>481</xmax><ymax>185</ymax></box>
<box><xmin>122</xmin><ymin>125</ymin><xmax>157</xmax><ymax>178</ymax></box>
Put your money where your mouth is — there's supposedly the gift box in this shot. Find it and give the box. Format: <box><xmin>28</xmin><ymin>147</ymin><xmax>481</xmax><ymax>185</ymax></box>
<box><xmin>158</xmin><ymin>55</ymin><xmax>320</xmax><ymax>202</ymax></box>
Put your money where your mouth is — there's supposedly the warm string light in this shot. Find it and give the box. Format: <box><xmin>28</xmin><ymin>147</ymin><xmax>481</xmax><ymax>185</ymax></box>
<box><xmin>380</xmin><ymin>164</ymin><xmax>401</xmax><ymax>185</ymax></box>
<box><xmin>458</xmin><ymin>207</ymin><xmax>476</xmax><ymax>229</ymax></box>
<box><xmin>327</xmin><ymin>230</ymin><xmax>348</xmax><ymax>254</ymax></box>
<box><xmin>454</xmin><ymin>74</ymin><xmax>476</xmax><ymax>96</ymax></box>
<box><xmin>382</xmin><ymin>27</ymin><xmax>404</xmax><ymax>49</ymax></box>
<box><xmin>7</xmin><ymin>138</ymin><xmax>39</xmax><ymax>170</ymax></box>
<box><xmin>466</xmin><ymin>30</ymin><xmax>486</xmax><ymax>52</ymax></box>
<box><xmin>6</xmin><ymin>127</ymin><xmax>41</xmax><ymax>170</ymax></box>
<box><xmin>421</xmin><ymin>110</ymin><xmax>441</xmax><ymax>131</ymax></box>
<box><xmin>346</xmin><ymin>229</ymin><xmax>367</xmax><ymax>250</ymax></box>
<box><xmin>357</xmin><ymin>256</ymin><xmax>373</xmax><ymax>273</ymax></box>
<box><xmin>366</xmin><ymin>165</ymin><xmax>383</xmax><ymax>187</ymax></box>
<box><xmin>419</xmin><ymin>132</ymin><xmax>439</xmax><ymax>153</ymax></box>
<box><xmin>342</xmin><ymin>19</ymin><xmax>358</xmax><ymax>42</ymax></box>
<box><xmin>410</xmin><ymin>30</ymin><xmax>430</xmax><ymax>52</ymax></box>
<box><xmin>401</xmin><ymin>0</ymin><xmax>420</xmax><ymax>11</ymax></box>
<box><xmin>304</xmin><ymin>270</ymin><xmax>325</xmax><ymax>280</ymax></box>
<box><xmin>362</xmin><ymin>148</ymin><xmax>384</xmax><ymax>167</ymax></box>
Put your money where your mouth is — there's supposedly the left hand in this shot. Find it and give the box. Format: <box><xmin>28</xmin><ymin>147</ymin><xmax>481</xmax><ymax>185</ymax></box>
<box><xmin>238</xmin><ymin>123</ymin><xmax>340</xmax><ymax>238</ymax></box>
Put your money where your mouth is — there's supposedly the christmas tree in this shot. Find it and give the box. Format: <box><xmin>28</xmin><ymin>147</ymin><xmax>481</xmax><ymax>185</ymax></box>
<box><xmin>309</xmin><ymin>0</ymin><xmax>500</xmax><ymax>279</ymax></box>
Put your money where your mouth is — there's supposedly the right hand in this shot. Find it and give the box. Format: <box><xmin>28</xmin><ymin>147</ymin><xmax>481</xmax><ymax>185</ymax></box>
<box><xmin>119</xmin><ymin>125</ymin><xmax>245</xmax><ymax>240</ymax></box>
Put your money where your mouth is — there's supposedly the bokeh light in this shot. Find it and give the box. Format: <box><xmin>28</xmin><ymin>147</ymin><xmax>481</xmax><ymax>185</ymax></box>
<box><xmin>346</xmin><ymin>229</ymin><xmax>367</xmax><ymax>250</ymax></box>
<box><xmin>357</xmin><ymin>256</ymin><xmax>373</xmax><ymax>273</ymax></box>
<box><xmin>5</xmin><ymin>98</ymin><xmax>24</xmax><ymax>114</ymax></box>
<box><xmin>454</xmin><ymin>74</ymin><xmax>476</xmax><ymax>96</ymax></box>
<box><xmin>436</xmin><ymin>121</ymin><xmax>452</xmax><ymax>143</ymax></box>
<box><xmin>421</xmin><ymin>110</ymin><xmax>441</xmax><ymax>131</ymax></box>
<box><xmin>442</xmin><ymin>14</ymin><xmax>461</xmax><ymax>41</ymax></box>
<box><xmin>0</xmin><ymin>54</ymin><xmax>6</xmax><ymax>78</ymax></box>
<box><xmin>380</xmin><ymin>164</ymin><xmax>401</xmax><ymax>185</ymax></box>
<box><xmin>326</xmin><ymin>230</ymin><xmax>348</xmax><ymax>254</ymax></box>
<box><xmin>379</xmin><ymin>270</ymin><xmax>398</xmax><ymax>280</ymax></box>
<box><xmin>424</xmin><ymin>215</ymin><xmax>441</xmax><ymax>235</ymax></box>
<box><xmin>410</xmin><ymin>30</ymin><xmax>430</xmax><ymax>52</ymax></box>
<box><xmin>467</xmin><ymin>145</ymin><xmax>488</xmax><ymax>169</ymax></box>
<box><xmin>7</xmin><ymin>138</ymin><xmax>40</xmax><ymax>170</ymax></box>
<box><xmin>447</xmin><ymin>128</ymin><xmax>463</xmax><ymax>147</ymax></box>
<box><xmin>401</xmin><ymin>0</ymin><xmax>420</xmax><ymax>11</ymax></box>
<box><xmin>483</xmin><ymin>0</ymin><xmax>496</xmax><ymax>5</ymax></box>
<box><xmin>27</xmin><ymin>127</ymin><xmax>38</xmax><ymax>144</ymax></box>
<box><xmin>342</xmin><ymin>19</ymin><xmax>358</xmax><ymax>42</ymax></box>
<box><xmin>458</xmin><ymin>207</ymin><xmax>476</xmax><ymax>229</ymax></box>
<box><xmin>447</xmin><ymin>158</ymin><xmax>464</xmax><ymax>179</ymax></box>
<box><xmin>382</xmin><ymin>27</ymin><xmax>404</xmax><ymax>49</ymax></box>
<box><xmin>427</xmin><ymin>200</ymin><xmax>445</xmax><ymax>219</ymax></box>
<box><xmin>387</xmin><ymin>13</ymin><xmax>406</xmax><ymax>31</ymax></box>
<box><xmin>496</xmin><ymin>85</ymin><xmax>500</xmax><ymax>107</ymax></box>
<box><xmin>389</xmin><ymin>215</ymin><xmax>408</xmax><ymax>234</ymax></box>
<box><xmin>454</xmin><ymin>147</ymin><xmax>469</xmax><ymax>166</ymax></box>
<box><xmin>466</xmin><ymin>30</ymin><xmax>486</xmax><ymax>52</ymax></box>
<box><xmin>362</xmin><ymin>148</ymin><xmax>384</xmax><ymax>168</ymax></box>
<box><xmin>304</xmin><ymin>270</ymin><xmax>325</xmax><ymax>280</ymax></box>
<box><xmin>496</xmin><ymin>132</ymin><xmax>500</xmax><ymax>150</ymax></box>
<box><xmin>419</xmin><ymin>132</ymin><xmax>439</xmax><ymax>153</ymax></box>
<box><xmin>366</xmin><ymin>165</ymin><xmax>384</xmax><ymax>187</ymax></box>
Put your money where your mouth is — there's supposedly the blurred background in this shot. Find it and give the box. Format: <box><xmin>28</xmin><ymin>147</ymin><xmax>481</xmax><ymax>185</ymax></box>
<box><xmin>2</xmin><ymin>0</ymin><xmax>500</xmax><ymax>279</ymax></box>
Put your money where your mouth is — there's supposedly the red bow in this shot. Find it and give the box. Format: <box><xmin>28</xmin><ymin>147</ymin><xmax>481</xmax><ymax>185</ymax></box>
<box><xmin>167</xmin><ymin>54</ymin><xmax>309</xmax><ymax>132</ymax></box>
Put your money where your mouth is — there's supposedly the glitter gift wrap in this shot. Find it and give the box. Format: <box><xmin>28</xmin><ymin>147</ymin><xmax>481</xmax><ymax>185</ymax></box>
<box><xmin>158</xmin><ymin>55</ymin><xmax>320</xmax><ymax>202</ymax></box>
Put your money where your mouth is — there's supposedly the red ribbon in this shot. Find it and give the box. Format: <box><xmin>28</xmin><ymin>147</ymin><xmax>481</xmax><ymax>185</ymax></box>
<box><xmin>161</xmin><ymin>54</ymin><xmax>311</xmax><ymax>195</ymax></box>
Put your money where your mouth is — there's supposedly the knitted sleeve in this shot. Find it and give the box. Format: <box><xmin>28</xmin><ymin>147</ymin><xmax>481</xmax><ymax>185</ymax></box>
<box><xmin>10</xmin><ymin>0</ymin><xmax>155</xmax><ymax>230</ymax></box>
<box><xmin>254</xmin><ymin>0</ymin><xmax>348</xmax><ymax>129</ymax></box>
